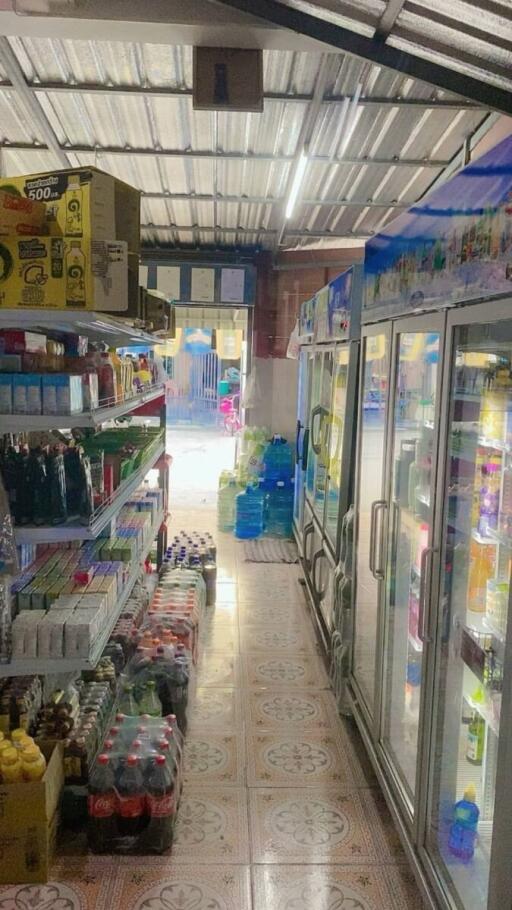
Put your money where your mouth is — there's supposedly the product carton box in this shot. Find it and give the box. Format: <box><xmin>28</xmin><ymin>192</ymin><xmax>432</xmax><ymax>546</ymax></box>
<box><xmin>0</xmin><ymin>236</ymin><xmax>128</xmax><ymax>311</ymax></box>
<box><xmin>0</xmin><ymin>167</ymin><xmax>140</xmax><ymax>253</ymax></box>
<box><xmin>0</xmin><ymin>743</ymin><xmax>63</xmax><ymax>883</ymax></box>
<box><xmin>0</xmin><ymin>188</ymin><xmax>46</xmax><ymax>236</ymax></box>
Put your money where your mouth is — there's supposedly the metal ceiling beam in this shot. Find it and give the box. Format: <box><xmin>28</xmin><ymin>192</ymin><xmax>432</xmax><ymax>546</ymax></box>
<box><xmin>141</xmin><ymin>223</ymin><xmax>373</xmax><ymax>239</ymax></box>
<box><xmin>0</xmin><ymin>39</ymin><xmax>69</xmax><ymax>169</ymax></box>
<box><xmin>142</xmin><ymin>191</ymin><xmax>408</xmax><ymax>207</ymax></box>
<box><xmin>0</xmin><ymin>141</ymin><xmax>450</xmax><ymax>168</ymax></box>
<box><xmin>375</xmin><ymin>0</ymin><xmax>406</xmax><ymax>41</ymax></box>
<box><xmin>404</xmin><ymin>0</ymin><xmax>512</xmax><ymax>54</ymax></box>
<box><xmin>216</xmin><ymin>0</ymin><xmax>512</xmax><ymax>115</ymax></box>
<box><xmin>8</xmin><ymin>81</ymin><xmax>483</xmax><ymax>109</ymax></box>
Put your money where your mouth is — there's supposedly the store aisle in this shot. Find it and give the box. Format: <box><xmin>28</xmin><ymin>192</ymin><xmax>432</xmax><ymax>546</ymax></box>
<box><xmin>0</xmin><ymin>509</ymin><xmax>424</xmax><ymax>910</ymax></box>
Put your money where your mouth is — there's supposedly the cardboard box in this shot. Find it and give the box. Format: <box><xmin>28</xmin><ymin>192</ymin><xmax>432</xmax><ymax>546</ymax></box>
<box><xmin>0</xmin><ymin>167</ymin><xmax>140</xmax><ymax>253</ymax></box>
<box><xmin>0</xmin><ymin>743</ymin><xmax>63</xmax><ymax>884</ymax></box>
<box><xmin>0</xmin><ymin>188</ymin><xmax>46</xmax><ymax>236</ymax></box>
<box><xmin>0</xmin><ymin>236</ymin><xmax>128</xmax><ymax>311</ymax></box>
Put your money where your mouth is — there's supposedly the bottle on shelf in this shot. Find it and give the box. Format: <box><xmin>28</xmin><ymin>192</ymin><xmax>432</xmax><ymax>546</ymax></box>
<box><xmin>87</xmin><ymin>753</ymin><xmax>118</xmax><ymax>853</ymax></box>
<box><xmin>466</xmin><ymin>712</ymin><xmax>485</xmax><ymax>765</ymax></box>
<box><xmin>448</xmin><ymin>785</ymin><xmax>480</xmax><ymax>863</ymax></box>
<box><xmin>468</xmin><ymin>539</ymin><xmax>495</xmax><ymax>612</ymax></box>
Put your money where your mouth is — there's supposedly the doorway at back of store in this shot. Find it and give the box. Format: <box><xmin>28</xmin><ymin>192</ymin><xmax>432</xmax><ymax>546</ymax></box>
<box><xmin>163</xmin><ymin>305</ymin><xmax>249</xmax><ymax>509</ymax></box>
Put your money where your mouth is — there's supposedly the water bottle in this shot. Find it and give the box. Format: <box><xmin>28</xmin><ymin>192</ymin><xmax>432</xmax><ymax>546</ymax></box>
<box><xmin>262</xmin><ymin>435</ymin><xmax>294</xmax><ymax>482</ymax></box>
<box><xmin>448</xmin><ymin>785</ymin><xmax>480</xmax><ymax>863</ymax></box>
<box><xmin>217</xmin><ymin>479</ymin><xmax>239</xmax><ymax>532</ymax></box>
<box><xmin>265</xmin><ymin>481</ymin><xmax>294</xmax><ymax>538</ymax></box>
<box><xmin>235</xmin><ymin>484</ymin><xmax>265</xmax><ymax>539</ymax></box>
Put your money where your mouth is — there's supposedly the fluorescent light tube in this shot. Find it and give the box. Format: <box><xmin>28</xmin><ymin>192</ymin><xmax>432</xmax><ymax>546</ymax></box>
<box><xmin>285</xmin><ymin>148</ymin><xmax>309</xmax><ymax>219</ymax></box>
<box><xmin>338</xmin><ymin>82</ymin><xmax>363</xmax><ymax>156</ymax></box>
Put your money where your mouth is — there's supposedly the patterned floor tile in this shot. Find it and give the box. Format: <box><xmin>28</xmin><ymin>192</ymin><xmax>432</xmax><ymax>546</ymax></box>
<box><xmin>241</xmin><ymin>653</ymin><xmax>330</xmax><ymax>689</ymax></box>
<box><xmin>359</xmin><ymin>787</ymin><xmax>408</xmax><ymax>862</ymax></box>
<box><xmin>252</xmin><ymin>863</ymin><xmax>424</xmax><ymax>910</ymax></box>
<box><xmin>238</xmin><ymin>599</ymin><xmax>306</xmax><ymax>625</ymax></box>
<box><xmin>249</xmin><ymin>787</ymin><xmax>384</xmax><ymax>864</ymax></box>
<box><xmin>110</xmin><ymin>864</ymin><xmax>251</xmax><ymax>910</ymax></box>
<box><xmin>199</xmin><ymin>623</ymin><xmax>240</xmax><ymax>654</ymax></box>
<box><xmin>195</xmin><ymin>653</ymin><xmax>239</xmax><ymax>687</ymax></box>
<box><xmin>184</xmin><ymin>733</ymin><xmax>245</xmax><ymax>785</ymax></box>
<box><xmin>0</xmin><ymin>866</ymin><xmax>113</xmax><ymax>909</ymax></box>
<box><xmin>173</xmin><ymin>787</ymin><xmax>249</xmax><ymax>863</ymax></box>
<box><xmin>245</xmin><ymin>688</ymin><xmax>339</xmax><ymax>732</ymax></box>
<box><xmin>246</xmin><ymin>730</ymin><xmax>355</xmax><ymax>787</ymax></box>
<box><xmin>239</xmin><ymin>624</ymin><xmax>317</xmax><ymax>654</ymax></box>
<box><xmin>188</xmin><ymin>687</ymin><xmax>242</xmax><ymax>732</ymax></box>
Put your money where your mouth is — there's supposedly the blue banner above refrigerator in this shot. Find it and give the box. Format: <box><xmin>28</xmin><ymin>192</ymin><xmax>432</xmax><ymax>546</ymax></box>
<box><xmin>294</xmin><ymin>265</ymin><xmax>362</xmax><ymax>656</ymax></box>
<box><xmin>364</xmin><ymin>134</ymin><xmax>512</xmax><ymax>321</ymax></box>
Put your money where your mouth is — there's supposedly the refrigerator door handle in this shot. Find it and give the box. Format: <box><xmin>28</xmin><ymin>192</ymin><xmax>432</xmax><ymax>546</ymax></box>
<box><xmin>295</xmin><ymin>419</ymin><xmax>302</xmax><ymax>463</ymax></box>
<box><xmin>312</xmin><ymin>548</ymin><xmax>327</xmax><ymax>600</ymax></box>
<box><xmin>303</xmin><ymin>523</ymin><xmax>314</xmax><ymax>572</ymax></box>
<box><xmin>310</xmin><ymin>405</ymin><xmax>326</xmax><ymax>454</ymax></box>
<box><xmin>418</xmin><ymin>546</ymin><xmax>436</xmax><ymax>643</ymax></box>
<box><xmin>301</xmin><ymin>428</ymin><xmax>310</xmax><ymax>470</ymax></box>
<box><xmin>369</xmin><ymin>499</ymin><xmax>386</xmax><ymax>579</ymax></box>
<box><xmin>374</xmin><ymin>501</ymin><xmax>388</xmax><ymax>581</ymax></box>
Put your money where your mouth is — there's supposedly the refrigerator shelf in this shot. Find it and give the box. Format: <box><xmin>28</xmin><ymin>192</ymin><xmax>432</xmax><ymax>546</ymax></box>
<box><xmin>471</xmin><ymin>529</ymin><xmax>497</xmax><ymax>546</ymax></box>
<box><xmin>485</xmin><ymin>528</ymin><xmax>512</xmax><ymax>549</ymax></box>
<box><xmin>465</xmin><ymin>693</ymin><xmax>501</xmax><ymax>738</ymax></box>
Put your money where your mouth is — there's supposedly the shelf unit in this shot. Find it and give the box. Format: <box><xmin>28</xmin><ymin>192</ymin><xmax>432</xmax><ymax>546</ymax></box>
<box><xmin>0</xmin><ymin>508</ymin><xmax>164</xmax><ymax>678</ymax></box>
<box><xmin>13</xmin><ymin>437</ymin><xmax>165</xmax><ymax>544</ymax></box>
<box><xmin>2</xmin><ymin>383</ymin><xmax>165</xmax><ymax>432</ymax></box>
<box><xmin>0</xmin><ymin>308</ymin><xmax>169</xmax><ymax>678</ymax></box>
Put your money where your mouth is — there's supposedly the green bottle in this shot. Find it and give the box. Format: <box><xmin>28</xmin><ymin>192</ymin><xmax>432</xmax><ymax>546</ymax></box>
<box><xmin>466</xmin><ymin>712</ymin><xmax>485</xmax><ymax>765</ymax></box>
<box><xmin>138</xmin><ymin>680</ymin><xmax>162</xmax><ymax>717</ymax></box>
<box><xmin>118</xmin><ymin>683</ymin><xmax>138</xmax><ymax>717</ymax></box>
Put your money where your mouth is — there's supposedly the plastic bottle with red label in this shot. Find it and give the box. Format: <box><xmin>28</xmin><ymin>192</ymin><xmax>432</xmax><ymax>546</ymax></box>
<box><xmin>144</xmin><ymin>754</ymin><xmax>175</xmax><ymax>851</ymax></box>
<box><xmin>116</xmin><ymin>753</ymin><xmax>145</xmax><ymax>837</ymax></box>
<box><xmin>87</xmin><ymin>753</ymin><xmax>117</xmax><ymax>853</ymax></box>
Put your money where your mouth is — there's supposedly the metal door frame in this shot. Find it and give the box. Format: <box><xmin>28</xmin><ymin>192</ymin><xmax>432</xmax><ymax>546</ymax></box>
<box><xmin>349</xmin><ymin>321</ymin><xmax>392</xmax><ymax>738</ymax></box>
<box><xmin>376</xmin><ymin>310</ymin><xmax>446</xmax><ymax>833</ymax></box>
<box><xmin>293</xmin><ymin>347</ymin><xmax>313</xmax><ymax>548</ymax></box>
<box><xmin>322</xmin><ymin>338</ymin><xmax>361</xmax><ymax>562</ymax></box>
<box><xmin>417</xmin><ymin>298</ymin><xmax>512</xmax><ymax>910</ymax></box>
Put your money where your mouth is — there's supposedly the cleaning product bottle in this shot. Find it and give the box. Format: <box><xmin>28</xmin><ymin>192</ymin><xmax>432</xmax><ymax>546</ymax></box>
<box><xmin>448</xmin><ymin>784</ymin><xmax>480</xmax><ymax>863</ymax></box>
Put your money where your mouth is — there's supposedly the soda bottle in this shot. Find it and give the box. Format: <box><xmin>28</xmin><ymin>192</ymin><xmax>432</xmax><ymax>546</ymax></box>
<box><xmin>88</xmin><ymin>754</ymin><xmax>117</xmax><ymax>853</ymax></box>
<box><xmin>138</xmin><ymin>680</ymin><xmax>162</xmax><ymax>717</ymax></box>
<box><xmin>170</xmin><ymin>656</ymin><xmax>189</xmax><ymax>735</ymax></box>
<box><xmin>145</xmin><ymin>754</ymin><xmax>175</xmax><ymax>852</ymax></box>
<box><xmin>117</xmin><ymin>754</ymin><xmax>145</xmax><ymax>838</ymax></box>
<box><xmin>118</xmin><ymin>683</ymin><xmax>139</xmax><ymax>716</ymax></box>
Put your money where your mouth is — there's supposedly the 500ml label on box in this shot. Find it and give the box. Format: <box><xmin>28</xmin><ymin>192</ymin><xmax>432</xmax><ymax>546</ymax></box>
<box><xmin>0</xmin><ymin>237</ymin><xmax>128</xmax><ymax>310</ymax></box>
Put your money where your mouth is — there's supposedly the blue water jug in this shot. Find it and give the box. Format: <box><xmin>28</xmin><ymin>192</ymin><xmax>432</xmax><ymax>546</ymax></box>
<box><xmin>235</xmin><ymin>484</ymin><xmax>265</xmax><ymax>539</ymax></box>
<box><xmin>265</xmin><ymin>481</ymin><xmax>294</xmax><ymax>538</ymax></box>
<box><xmin>262</xmin><ymin>435</ymin><xmax>294</xmax><ymax>482</ymax></box>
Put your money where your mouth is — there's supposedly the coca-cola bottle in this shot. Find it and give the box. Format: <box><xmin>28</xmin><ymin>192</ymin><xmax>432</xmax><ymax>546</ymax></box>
<box><xmin>145</xmin><ymin>754</ymin><xmax>175</xmax><ymax>852</ymax></box>
<box><xmin>88</xmin><ymin>754</ymin><xmax>117</xmax><ymax>853</ymax></box>
<box><xmin>117</xmin><ymin>754</ymin><xmax>145</xmax><ymax>838</ymax></box>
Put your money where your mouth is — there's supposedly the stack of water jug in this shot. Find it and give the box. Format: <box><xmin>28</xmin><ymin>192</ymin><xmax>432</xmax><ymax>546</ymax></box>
<box><xmin>218</xmin><ymin>434</ymin><xmax>294</xmax><ymax>540</ymax></box>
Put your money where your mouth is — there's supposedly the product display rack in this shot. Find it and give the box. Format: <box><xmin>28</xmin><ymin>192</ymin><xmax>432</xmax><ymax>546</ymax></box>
<box><xmin>4</xmin><ymin>382</ymin><xmax>165</xmax><ymax>431</ymax></box>
<box><xmin>0</xmin><ymin>507</ymin><xmax>164</xmax><ymax>678</ymax></box>
<box><xmin>12</xmin><ymin>436</ymin><xmax>165</xmax><ymax>544</ymax></box>
<box><xmin>0</xmin><ymin>307</ymin><xmax>168</xmax><ymax>679</ymax></box>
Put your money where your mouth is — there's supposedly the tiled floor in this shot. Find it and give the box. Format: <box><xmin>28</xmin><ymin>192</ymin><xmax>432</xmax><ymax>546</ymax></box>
<box><xmin>0</xmin><ymin>507</ymin><xmax>425</xmax><ymax>909</ymax></box>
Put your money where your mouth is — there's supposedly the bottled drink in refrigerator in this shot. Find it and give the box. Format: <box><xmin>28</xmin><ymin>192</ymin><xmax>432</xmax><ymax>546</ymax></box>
<box><xmin>118</xmin><ymin>683</ymin><xmax>139</xmax><ymax>716</ymax></box>
<box><xmin>88</xmin><ymin>753</ymin><xmax>117</xmax><ymax>853</ymax></box>
<box><xmin>448</xmin><ymin>785</ymin><xmax>480</xmax><ymax>863</ymax></box>
<box><xmin>117</xmin><ymin>754</ymin><xmax>145</xmax><ymax>837</ymax></box>
<box><xmin>145</xmin><ymin>754</ymin><xmax>175</xmax><ymax>852</ymax></box>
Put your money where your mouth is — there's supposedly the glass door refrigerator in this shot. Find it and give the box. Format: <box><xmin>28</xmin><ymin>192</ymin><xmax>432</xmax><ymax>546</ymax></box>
<box><xmin>294</xmin><ymin>266</ymin><xmax>362</xmax><ymax>652</ymax></box>
<box><xmin>350</xmin><ymin>134</ymin><xmax>512</xmax><ymax>910</ymax></box>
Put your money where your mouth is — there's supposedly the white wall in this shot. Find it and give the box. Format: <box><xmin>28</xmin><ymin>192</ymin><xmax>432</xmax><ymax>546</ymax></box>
<box><xmin>246</xmin><ymin>356</ymin><xmax>298</xmax><ymax>441</ymax></box>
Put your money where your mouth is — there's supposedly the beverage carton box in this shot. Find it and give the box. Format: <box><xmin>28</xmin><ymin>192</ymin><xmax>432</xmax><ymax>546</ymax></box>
<box><xmin>0</xmin><ymin>188</ymin><xmax>46</xmax><ymax>236</ymax></box>
<box><xmin>0</xmin><ymin>743</ymin><xmax>63</xmax><ymax>883</ymax></box>
<box><xmin>0</xmin><ymin>236</ymin><xmax>128</xmax><ymax>311</ymax></box>
<box><xmin>0</xmin><ymin>167</ymin><xmax>140</xmax><ymax>253</ymax></box>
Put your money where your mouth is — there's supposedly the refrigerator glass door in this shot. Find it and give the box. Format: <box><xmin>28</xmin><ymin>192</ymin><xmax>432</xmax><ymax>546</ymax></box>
<box><xmin>324</xmin><ymin>344</ymin><xmax>349</xmax><ymax>548</ymax></box>
<box><xmin>353</xmin><ymin>329</ymin><xmax>390</xmax><ymax>718</ymax></box>
<box><xmin>307</xmin><ymin>350</ymin><xmax>334</xmax><ymax>524</ymax></box>
<box><xmin>381</xmin><ymin>328</ymin><xmax>441</xmax><ymax>808</ymax></box>
<box><xmin>426</xmin><ymin>318</ymin><xmax>512</xmax><ymax>910</ymax></box>
<box><xmin>294</xmin><ymin>349</ymin><xmax>311</xmax><ymax>533</ymax></box>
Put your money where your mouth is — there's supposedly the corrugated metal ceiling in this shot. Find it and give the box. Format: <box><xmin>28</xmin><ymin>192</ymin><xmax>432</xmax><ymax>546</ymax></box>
<box><xmin>0</xmin><ymin>32</ymin><xmax>493</xmax><ymax>251</ymax></box>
